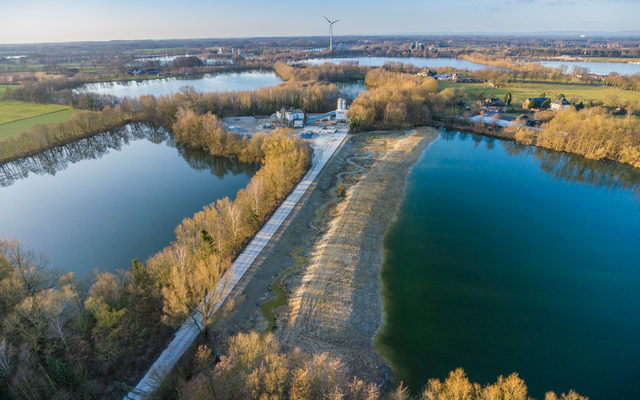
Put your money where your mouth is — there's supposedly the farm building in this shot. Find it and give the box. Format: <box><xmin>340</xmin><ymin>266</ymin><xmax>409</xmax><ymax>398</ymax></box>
<box><xmin>551</xmin><ymin>97</ymin><xmax>572</xmax><ymax>111</ymax></box>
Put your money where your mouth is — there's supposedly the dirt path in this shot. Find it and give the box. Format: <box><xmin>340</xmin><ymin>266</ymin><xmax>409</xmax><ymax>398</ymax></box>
<box><xmin>279</xmin><ymin>127</ymin><xmax>439</xmax><ymax>385</ymax></box>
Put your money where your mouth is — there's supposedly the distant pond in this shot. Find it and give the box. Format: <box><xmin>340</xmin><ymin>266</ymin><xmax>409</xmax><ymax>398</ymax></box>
<box><xmin>304</xmin><ymin>56</ymin><xmax>490</xmax><ymax>71</ymax></box>
<box><xmin>539</xmin><ymin>60</ymin><xmax>640</xmax><ymax>76</ymax></box>
<box><xmin>0</xmin><ymin>124</ymin><xmax>257</xmax><ymax>276</ymax></box>
<box><xmin>378</xmin><ymin>129</ymin><xmax>640</xmax><ymax>400</ymax></box>
<box><xmin>76</xmin><ymin>71</ymin><xmax>282</xmax><ymax>98</ymax></box>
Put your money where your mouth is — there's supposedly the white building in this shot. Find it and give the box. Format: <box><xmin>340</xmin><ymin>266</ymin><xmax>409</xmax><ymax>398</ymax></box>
<box><xmin>551</xmin><ymin>98</ymin><xmax>572</xmax><ymax>111</ymax></box>
<box><xmin>335</xmin><ymin>98</ymin><xmax>348</xmax><ymax>122</ymax></box>
<box><xmin>276</xmin><ymin>107</ymin><xmax>305</xmax><ymax>127</ymax></box>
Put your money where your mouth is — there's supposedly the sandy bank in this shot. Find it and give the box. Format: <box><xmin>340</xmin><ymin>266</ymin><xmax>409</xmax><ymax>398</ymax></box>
<box><xmin>279</xmin><ymin>127</ymin><xmax>439</xmax><ymax>385</ymax></box>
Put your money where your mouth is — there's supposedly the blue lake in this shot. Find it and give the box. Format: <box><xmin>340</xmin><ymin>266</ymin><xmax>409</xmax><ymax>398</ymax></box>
<box><xmin>0</xmin><ymin>125</ymin><xmax>257</xmax><ymax>277</ymax></box>
<box><xmin>378</xmin><ymin>129</ymin><xmax>640</xmax><ymax>400</ymax></box>
<box><xmin>76</xmin><ymin>71</ymin><xmax>282</xmax><ymax>98</ymax></box>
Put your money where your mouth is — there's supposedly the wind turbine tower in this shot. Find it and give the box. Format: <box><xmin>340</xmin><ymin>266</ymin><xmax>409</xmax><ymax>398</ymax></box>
<box><xmin>324</xmin><ymin>16</ymin><xmax>340</xmax><ymax>51</ymax></box>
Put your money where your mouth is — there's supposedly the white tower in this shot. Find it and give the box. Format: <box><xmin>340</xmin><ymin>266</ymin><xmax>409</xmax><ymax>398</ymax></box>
<box><xmin>336</xmin><ymin>98</ymin><xmax>348</xmax><ymax>122</ymax></box>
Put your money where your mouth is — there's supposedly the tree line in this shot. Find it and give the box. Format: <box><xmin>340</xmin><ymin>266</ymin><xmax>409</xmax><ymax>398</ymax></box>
<box><xmin>534</xmin><ymin>107</ymin><xmax>640</xmax><ymax>168</ymax></box>
<box><xmin>170</xmin><ymin>330</ymin><xmax>586</xmax><ymax>400</ymax></box>
<box><xmin>348</xmin><ymin>69</ymin><xmax>457</xmax><ymax>131</ymax></box>
<box><xmin>275</xmin><ymin>61</ymin><xmax>368</xmax><ymax>83</ymax></box>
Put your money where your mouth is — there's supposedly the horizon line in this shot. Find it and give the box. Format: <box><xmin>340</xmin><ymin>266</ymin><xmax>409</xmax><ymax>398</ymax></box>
<box><xmin>2</xmin><ymin>30</ymin><xmax>640</xmax><ymax>46</ymax></box>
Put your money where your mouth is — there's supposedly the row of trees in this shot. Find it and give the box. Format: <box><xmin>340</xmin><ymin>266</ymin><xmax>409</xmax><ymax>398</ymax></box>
<box><xmin>175</xmin><ymin>331</ymin><xmax>586</xmax><ymax>400</ymax></box>
<box><xmin>0</xmin><ymin>106</ymin><xmax>132</xmax><ymax>164</ymax></box>
<box><xmin>275</xmin><ymin>61</ymin><xmax>368</xmax><ymax>83</ymax></box>
<box><xmin>348</xmin><ymin>69</ymin><xmax>457</xmax><ymax>131</ymax></box>
<box><xmin>534</xmin><ymin>107</ymin><xmax>640</xmax><ymax>168</ymax></box>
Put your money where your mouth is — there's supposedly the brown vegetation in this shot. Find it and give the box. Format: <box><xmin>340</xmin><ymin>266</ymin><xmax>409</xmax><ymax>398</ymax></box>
<box><xmin>275</xmin><ymin>61</ymin><xmax>368</xmax><ymax>83</ymax></box>
<box><xmin>536</xmin><ymin>107</ymin><xmax>640</xmax><ymax>168</ymax></box>
<box><xmin>348</xmin><ymin>69</ymin><xmax>456</xmax><ymax>131</ymax></box>
<box><xmin>174</xmin><ymin>330</ymin><xmax>586</xmax><ymax>400</ymax></box>
<box><xmin>0</xmin><ymin>106</ymin><xmax>131</xmax><ymax>163</ymax></box>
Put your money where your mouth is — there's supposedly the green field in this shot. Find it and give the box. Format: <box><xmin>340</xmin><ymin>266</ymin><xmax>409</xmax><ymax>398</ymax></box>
<box><xmin>0</xmin><ymin>100</ymin><xmax>78</xmax><ymax>140</ymax></box>
<box><xmin>0</xmin><ymin>100</ymin><xmax>70</xmax><ymax>124</ymax></box>
<box><xmin>0</xmin><ymin>85</ymin><xmax>19</xmax><ymax>95</ymax></box>
<box><xmin>439</xmin><ymin>80</ymin><xmax>639</xmax><ymax>107</ymax></box>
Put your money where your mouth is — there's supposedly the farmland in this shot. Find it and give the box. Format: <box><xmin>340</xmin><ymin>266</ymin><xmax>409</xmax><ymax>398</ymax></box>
<box><xmin>439</xmin><ymin>80</ymin><xmax>639</xmax><ymax>108</ymax></box>
<box><xmin>0</xmin><ymin>100</ymin><xmax>78</xmax><ymax>140</ymax></box>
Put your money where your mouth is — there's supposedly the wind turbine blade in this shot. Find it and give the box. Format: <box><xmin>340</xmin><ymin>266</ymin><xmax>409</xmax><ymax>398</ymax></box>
<box><xmin>333</xmin><ymin>19</ymin><xmax>340</xmax><ymax>23</ymax></box>
<box><xmin>324</xmin><ymin>16</ymin><xmax>332</xmax><ymax>23</ymax></box>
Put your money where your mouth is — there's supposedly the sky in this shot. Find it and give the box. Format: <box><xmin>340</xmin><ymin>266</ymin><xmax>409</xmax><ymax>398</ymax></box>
<box><xmin>2</xmin><ymin>0</ymin><xmax>639</xmax><ymax>44</ymax></box>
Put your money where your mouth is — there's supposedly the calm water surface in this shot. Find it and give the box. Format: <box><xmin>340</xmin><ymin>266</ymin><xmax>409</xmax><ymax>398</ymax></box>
<box><xmin>0</xmin><ymin>125</ymin><xmax>257</xmax><ymax>276</ymax></box>
<box><xmin>76</xmin><ymin>71</ymin><xmax>282</xmax><ymax>98</ymax></box>
<box><xmin>378</xmin><ymin>130</ymin><xmax>640</xmax><ymax>400</ymax></box>
<box><xmin>539</xmin><ymin>60</ymin><xmax>640</xmax><ymax>76</ymax></box>
<box><xmin>304</xmin><ymin>56</ymin><xmax>489</xmax><ymax>71</ymax></box>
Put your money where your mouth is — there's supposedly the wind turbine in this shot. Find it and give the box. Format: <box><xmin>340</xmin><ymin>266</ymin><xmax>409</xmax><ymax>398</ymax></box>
<box><xmin>324</xmin><ymin>16</ymin><xmax>340</xmax><ymax>51</ymax></box>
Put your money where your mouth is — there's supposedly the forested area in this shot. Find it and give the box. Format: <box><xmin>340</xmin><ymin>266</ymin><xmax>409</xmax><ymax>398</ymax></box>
<box><xmin>347</xmin><ymin>69</ymin><xmax>457</xmax><ymax>131</ymax></box>
<box><xmin>534</xmin><ymin>108</ymin><xmax>640</xmax><ymax>168</ymax></box>
<box><xmin>170</xmin><ymin>331</ymin><xmax>586</xmax><ymax>400</ymax></box>
<box><xmin>275</xmin><ymin>61</ymin><xmax>368</xmax><ymax>82</ymax></box>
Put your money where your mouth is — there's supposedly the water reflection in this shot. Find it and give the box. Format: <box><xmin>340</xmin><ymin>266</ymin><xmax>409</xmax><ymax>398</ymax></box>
<box><xmin>75</xmin><ymin>71</ymin><xmax>282</xmax><ymax>98</ymax></box>
<box><xmin>438</xmin><ymin>128</ymin><xmax>640</xmax><ymax>192</ymax></box>
<box><xmin>335</xmin><ymin>81</ymin><xmax>365</xmax><ymax>100</ymax></box>
<box><xmin>0</xmin><ymin>124</ymin><xmax>257</xmax><ymax>187</ymax></box>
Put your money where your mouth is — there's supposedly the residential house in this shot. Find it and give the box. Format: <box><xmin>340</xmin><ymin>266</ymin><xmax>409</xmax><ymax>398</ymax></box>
<box><xmin>434</xmin><ymin>73</ymin><xmax>461</xmax><ymax>81</ymax></box>
<box><xmin>551</xmin><ymin>97</ymin><xmax>571</xmax><ymax>111</ymax></box>
<box><xmin>522</xmin><ymin>97</ymin><xmax>551</xmax><ymax>110</ymax></box>
<box><xmin>481</xmin><ymin>98</ymin><xmax>507</xmax><ymax>114</ymax></box>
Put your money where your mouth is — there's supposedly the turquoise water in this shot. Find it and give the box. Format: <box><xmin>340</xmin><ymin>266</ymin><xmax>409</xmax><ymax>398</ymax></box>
<box><xmin>0</xmin><ymin>124</ymin><xmax>257</xmax><ymax>276</ymax></box>
<box><xmin>378</xmin><ymin>130</ymin><xmax>640</xmax><ymax>399</ymax></box>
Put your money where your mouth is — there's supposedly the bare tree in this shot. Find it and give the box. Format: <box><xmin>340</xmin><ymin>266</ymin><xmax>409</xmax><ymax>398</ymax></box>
<box><xmin>0</xmin><ymin>339</ymin><xmax>12</xmax><ymax>377</ymax></box>
<box><xmin>162</xmin><ymin>252</ymin><xmax>232</xmax><ymax>333</ymax></box>
<box><xmin>0</xmin><ymin>238</ymin><xmax>58</xmax><ymax>296</ymax></box>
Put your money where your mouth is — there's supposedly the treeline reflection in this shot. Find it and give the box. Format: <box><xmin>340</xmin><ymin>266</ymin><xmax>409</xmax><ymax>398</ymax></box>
<box><xmin>439</xmin><ymin>128</ymin><xmax>640</xmax><ymax>192</ymax></box>
<box><xmin>0</xmin><ymin>123</ymin><xmax>258</xmax><ymax>187</ymax></box>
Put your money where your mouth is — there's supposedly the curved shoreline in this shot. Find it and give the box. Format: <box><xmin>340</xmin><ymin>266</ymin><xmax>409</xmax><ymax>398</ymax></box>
<box><xmin>278</xmin><ymin>127</ymin><xmax>439</xmax><ymax>385</ymax></box>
